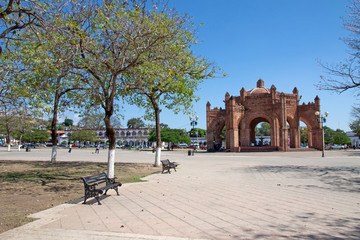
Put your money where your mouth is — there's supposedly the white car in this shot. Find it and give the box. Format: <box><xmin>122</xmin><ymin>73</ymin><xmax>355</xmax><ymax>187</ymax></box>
<box><xmin>331</xmin><ymin>144</ymin><xmax>344</xmax><ymax>149</ymax></box>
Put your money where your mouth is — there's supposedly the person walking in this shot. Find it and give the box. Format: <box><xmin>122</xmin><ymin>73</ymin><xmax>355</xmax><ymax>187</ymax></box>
<box><xmin>68</xmin><ymin>143</ymin><xmax>72</xmax><ymax>153</ymax></box>
<box><xmin>95</xmin><ymin>144</ymin><xmax>100</xmax><ymax>154</ymax></box>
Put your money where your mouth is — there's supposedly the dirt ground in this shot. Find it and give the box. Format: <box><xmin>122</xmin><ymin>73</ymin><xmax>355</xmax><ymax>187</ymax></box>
<box><xmin>0</xmin><ymin>160</ymin><xmax>160</xmax><ymax>233</ymax></box>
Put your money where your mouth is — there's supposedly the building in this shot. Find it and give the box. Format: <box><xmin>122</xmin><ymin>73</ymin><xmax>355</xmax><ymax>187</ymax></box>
<box><xmin>346</xmin><ymin>131</ymin><xmax>360</xmax><ymax>147</ymax></box>
<box><xmin>59</xmin><ymin>128</ymin><xmax>150</xmax><ymax>147</ymax></box>
<box><xmin>206</xmin><ymin>79</ymin><xmax>324</xmax><ymax>152</ymax></box>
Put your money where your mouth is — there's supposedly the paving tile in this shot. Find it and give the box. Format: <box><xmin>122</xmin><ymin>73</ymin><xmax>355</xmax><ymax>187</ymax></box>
<box><xmin>1</xmin><ymin>150</ymin><xmax>360</xmax><ymax>239</ymax></box>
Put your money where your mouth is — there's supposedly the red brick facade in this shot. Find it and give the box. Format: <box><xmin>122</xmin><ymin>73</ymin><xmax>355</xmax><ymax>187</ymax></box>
<box><xmin>206</xmin><ymin>79</ymin><xmax>323</xmax><ymax>152</ymax></box>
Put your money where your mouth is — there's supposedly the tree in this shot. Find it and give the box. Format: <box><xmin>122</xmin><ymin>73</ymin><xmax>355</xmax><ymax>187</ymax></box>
<box><xmin>69</xmin><ymin>130</ymin><xmax>97</xmax><ymax>144</ymax></box>
<box><xmin>148</xmin><ymin>128</ymin><xmax>190</xmax><ymax>146</ymax></box>
<box><xmin>78</xmin><ymin>108</ymin><xmax>122</xmax><ymax>129</ymax></box>
<box><xmin>318</xmin><ymin>0</ymin><xmax>360</xmax><ymax>94</ymax></box>
<box><xmin>6</xmin><ymin>9</ymin><xmax>89</xmax><ymax>163</ymax></box>
<box><xmin>0</xmin><ymin>102</ymin><xmax>18</xmax><ymax>150</ymax></box>
<box><xmin>189</xmin><ymin>128</ymin><xmax>206</xmax><ymax>138</ymax></box>
<box><xmin>78</xmin><ymin>108</ymin><xmax>105</xmax><ymax>129</ymax></box>
<box><xmin>47</xmin><ymin>0</ymin><xmax>214</xmax><ymax>175</ymax></box>
<box><xmin>350</xmin><ymin>119</ymin><xmax>360</xmax><ymax>136</ymax></box>
<box><xmin>124</xmin><ymin>29</ymin><xmax>218</xmax><ymax>166</ymax></box>
<box><xmin>256</xmin><ymin>122</ymin><xmax>271</xmax><ymax>136</ymax></box>
<box><xmin>20</xmin><ymin>129</ymin><xmax>50</xmax><ymax>143</ymax></box>
<box><xmin>300</xmin><ymin>127</ymin><xmax>309</xmax><ymax>145</ymax></box>
<box><xmin>63</xmin><ymin>119</ymin><xmax>73</xmax><ymax>127</ymax></box>
<box><xmin>127</xmin><ymin>118</ymin><xmax>145</xmax><ymax>129</ymax></box>
<box><xmin>324</xmin><ymin>126</ymin><xmax>352</xmax><ymax>145</ymax></box>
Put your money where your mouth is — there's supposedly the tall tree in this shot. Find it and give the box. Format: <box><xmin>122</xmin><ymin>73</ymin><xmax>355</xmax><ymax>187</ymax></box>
<box><xmin>127</xmin><ymin>117</ymin><xmax>145</xmax><ymax>128</ymax></box>
<box><xmin>126</xmin><ymin>52</ymin><xmax>218</xmax><ymax>166</ymax></box>
<box><xmin>63</xmin><ymin>119</ymin><xmax>73</xmax><ymax>127</ymax></box>
<box><xmin>124</xmin><ymin>31</ymin><xmax>219</xmax><ymax>166</ymax></box>
<box><xmin>8</xmin><ymin>20</ymin><xmax>87</xmax><ymax>163</ymax></box>
<box><xmin>47</xmin><ymin>0</ymin><xmax>210</xmax><ymax>175</ymax></box>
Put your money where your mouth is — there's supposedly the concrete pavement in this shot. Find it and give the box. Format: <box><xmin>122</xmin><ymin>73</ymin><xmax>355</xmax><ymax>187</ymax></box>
<box><xmin>0</xmin><ymin>148</ymin><xmax>360</xmax><ymax>239</ymax></box>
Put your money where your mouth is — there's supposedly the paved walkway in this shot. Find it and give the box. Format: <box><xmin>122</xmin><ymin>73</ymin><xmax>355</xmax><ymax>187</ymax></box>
<box><xmin>0</xmin><ymin>149</ymin><xmax>360</xmax><ymax>239</ymax></box>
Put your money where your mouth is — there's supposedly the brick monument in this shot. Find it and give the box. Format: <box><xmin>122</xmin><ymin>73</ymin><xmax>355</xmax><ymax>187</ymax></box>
<box><xmin>206</xmin><ymin>79</ymin><xmax>323</xmax><ymax>152</ymax></box>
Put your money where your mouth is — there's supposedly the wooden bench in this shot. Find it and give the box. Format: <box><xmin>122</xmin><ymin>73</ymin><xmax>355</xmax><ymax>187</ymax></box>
<box><xmin>81</xmin><ymin>172</ymin><xmax>122</xmax><ymax>205</ymax></box>
<box><xmin>161</xmin><ymin>159</ymin><xmax>178</xmax><ymax>174</ymax></box>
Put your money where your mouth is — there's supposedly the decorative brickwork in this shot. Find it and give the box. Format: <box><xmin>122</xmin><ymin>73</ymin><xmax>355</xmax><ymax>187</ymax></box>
<box><xmin>206</xmin><ymin>79</ymin><xmax>323</xmax><ymax>152</ymax></box>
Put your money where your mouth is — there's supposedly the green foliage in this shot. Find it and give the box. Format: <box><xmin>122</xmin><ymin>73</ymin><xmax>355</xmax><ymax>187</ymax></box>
<box><xmin>300</xmin><ymin>127</ymin><xmax>308</xmax><ymax>144</ymax></box>
<box><xmin>350</xmin><ymin>119</ymin><xmax>360</xmax><ymax>137</ymax></box>
<box><xmin>189</xmin><ymin>128</ymin><xmax>206</xmax><ymax>137</ymax></box>
<box><xmin>127</xmin><ymin>118</ymin><xmax>145</xmax><ymax>128</ymax></box>
<box><xmin>63</xmin><ymin>119</ymin><xmax>73</xmax><ymax>127</ymax></box>
<box><xmin>255</xmin><ymin>122</ymin><xmax>271</xmax><ymax>136</ymax></box>
<box><xmin>324</xmin><ymin>126</ymin><xmax>351</xmax><ymax>145</ymax></box>
<box><xmin>69</xmin><ymin>130</ymin><xmax>97</xmax><ymax>143</ymax></box>
<box><xmin>148</xmin><ymin>128</ymin><xmax>190</xmax><ymax>144</ymax></box>
<box><xmin>20</xmin><ymin>129</ymin><xmax>50</xmax><ymax>143</ymax></box>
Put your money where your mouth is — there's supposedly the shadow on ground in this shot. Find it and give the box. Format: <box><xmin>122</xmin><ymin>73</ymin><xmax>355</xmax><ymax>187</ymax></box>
<box><xmin>251</xmin><ymin>165</ymin><xmax>360</xmax><ymax>192</ymax></box>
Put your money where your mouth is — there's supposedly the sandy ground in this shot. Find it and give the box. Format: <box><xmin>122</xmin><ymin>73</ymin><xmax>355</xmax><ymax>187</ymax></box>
<box><xmin>0</xmin><ymin>148</ymin><xmax>359</xmax><ymax>239</ymax></box>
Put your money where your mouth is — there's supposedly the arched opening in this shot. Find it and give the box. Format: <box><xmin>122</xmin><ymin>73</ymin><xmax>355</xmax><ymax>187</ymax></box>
<box><xmin>299</xmin><ymin>117</ymin><xmax>313</xmax><ymax>148</ymax></box>
<box><xmin>255</xmin><ymin>122</ymin><xmax>271</xmax><ymax>146</ymax></box>
<box><xmin>300</xmin><ymin>121</ymin><xmax>309</xmax><ymax>148</ymax></box>
<box><xmin>287</xmin><ymin>117</ymin><xmax>300</xmax><ymax>149</ymax></box>
<box><xmin>212</xmin><ymin>122</ymin><xmax>225</xmax><ymax>151</ymax></box>
<box><xmin>250</xmin><ymin>117</ymin><xmax>271</xmax><ymax>147</ymax></box>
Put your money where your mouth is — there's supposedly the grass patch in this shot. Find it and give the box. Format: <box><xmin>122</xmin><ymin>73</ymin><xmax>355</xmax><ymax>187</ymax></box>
<box><xmin>0</xmin><ymin>160</ymin><xmax>160</xmax><ymax>233</ymax></box>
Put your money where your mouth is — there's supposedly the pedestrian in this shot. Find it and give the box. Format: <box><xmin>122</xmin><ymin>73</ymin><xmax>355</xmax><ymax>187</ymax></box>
<box><xmin>95</xmin><ymin>144</ymin><xmax>100</xmax><ymax>154</ymax></box>
<box><xmin>68</xmin><ymin>143</ymin><xmax>72</xmax><ymax>153</ymax></box>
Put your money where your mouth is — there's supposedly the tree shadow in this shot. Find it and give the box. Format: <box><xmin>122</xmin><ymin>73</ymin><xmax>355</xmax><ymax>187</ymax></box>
<box><xmin>251</xmin><ymin>165</ymin><xmax>360</xmax><ymax>192</ymax></box>
<box><xmin>251</xmin><ymin>215</ymin><xmax>360</xmax><ymax>240</ymax></box>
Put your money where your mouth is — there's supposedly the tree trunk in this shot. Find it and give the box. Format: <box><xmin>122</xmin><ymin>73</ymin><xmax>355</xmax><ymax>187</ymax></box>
<box><xmin>50</xmin><ymin>92</ymin><xmax>60</xmax><ymax>163</ymax></box>
<box><xmin>51</xmin><ymin>146</ymin><xmax>57</xmax><ymax>162</ymax></box>
<box><xmin>104</xmin><ymin>101</ymin><xmax>116</xmax><ymax>178</ymax></box>
<box><xmin>18</xmin><ymin>134</ymin><xmax>23</xmax><ymax>151</ymax></box>
<box><xmin>6</xmin><ymin>126</ymin><xmax>11</xmax><ymax>152</ymax></box>
<box><xmin>154</xmin><ymin>106</ymin><xmax>161</xmax><ymax>167</ymax></box>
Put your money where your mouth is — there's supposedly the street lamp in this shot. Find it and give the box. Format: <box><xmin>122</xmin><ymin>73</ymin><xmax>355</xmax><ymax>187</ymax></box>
<box><xmin>189</xmin><ymin>116</ymin><xmax>199</xmax><ymax>146</ymax></box>
<box><xmin>315</xmin><ymin>111</ymin><xmax>329</xmax><ymax>157</ymax></box>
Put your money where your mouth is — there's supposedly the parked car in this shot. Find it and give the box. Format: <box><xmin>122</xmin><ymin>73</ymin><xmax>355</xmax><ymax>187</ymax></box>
<box><xmin>178</xmin><ymin>143</ymin><xmax>188</xmax><ymax>149</ymax></box>
<box><xmin>200</xmin><ymin>145</ymin><xmax>207</xmax><ymax>150</ymax></box>
<box><xmin>35</xmin><ymin>143</ymin><xmax>47</xmax><ymax>148</ymax></box>
<box><xmin>21</xmin><ymin>143</ymin><xmax>35</xmax><ymax>148</ymax></box>
<box><xmin>331</xmin><ymin>144</ymin><xmax>344</xmax><ymax>149</ymax></box>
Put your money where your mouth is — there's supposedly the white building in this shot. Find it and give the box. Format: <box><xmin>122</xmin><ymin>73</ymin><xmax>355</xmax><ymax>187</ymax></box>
<box><xmin>346</xmin><ymin>131</ymin><xmax>360</xmax><ymax>147</ymax></box>
<box><xmin>60</xmin><ymin>128</ymin><xmax>150</xmax><ymax>147</ymax></box>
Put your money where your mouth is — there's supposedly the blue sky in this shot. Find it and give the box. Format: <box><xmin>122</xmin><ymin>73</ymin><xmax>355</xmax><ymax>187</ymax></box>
<box><xmin>71</xmin><ymin>0</ymin><xmax>355</xmax><ymax>131</ymax></box>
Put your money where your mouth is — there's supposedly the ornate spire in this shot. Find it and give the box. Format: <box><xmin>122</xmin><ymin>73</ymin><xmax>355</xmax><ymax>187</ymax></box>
<box><xmin>257</xmin><ymin>78</ymin><xmax>264</xmax><ymax>88</ymax></box>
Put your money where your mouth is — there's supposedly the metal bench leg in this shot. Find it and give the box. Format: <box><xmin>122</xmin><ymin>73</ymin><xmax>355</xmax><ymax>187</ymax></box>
<box><xmin>114</xmin><ymin>187</ymin><xmax>120</xmax><ymax>196</ymax></box>
<box><xmin>95</xmin><ymin>195</ymin><xmax>102</xmax><ymax>205</ymax></box>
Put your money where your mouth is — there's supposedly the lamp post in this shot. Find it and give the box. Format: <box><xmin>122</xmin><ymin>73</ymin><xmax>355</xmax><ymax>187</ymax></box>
<box><xmin>315</xmin><ymin>111</ymin><xmax>329</xmax><ymax>157</ymax></box>
<box><xmin>189</xmin><ymin>116</ymin><xmax>199</xmax><ymax>146</ymax></box>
